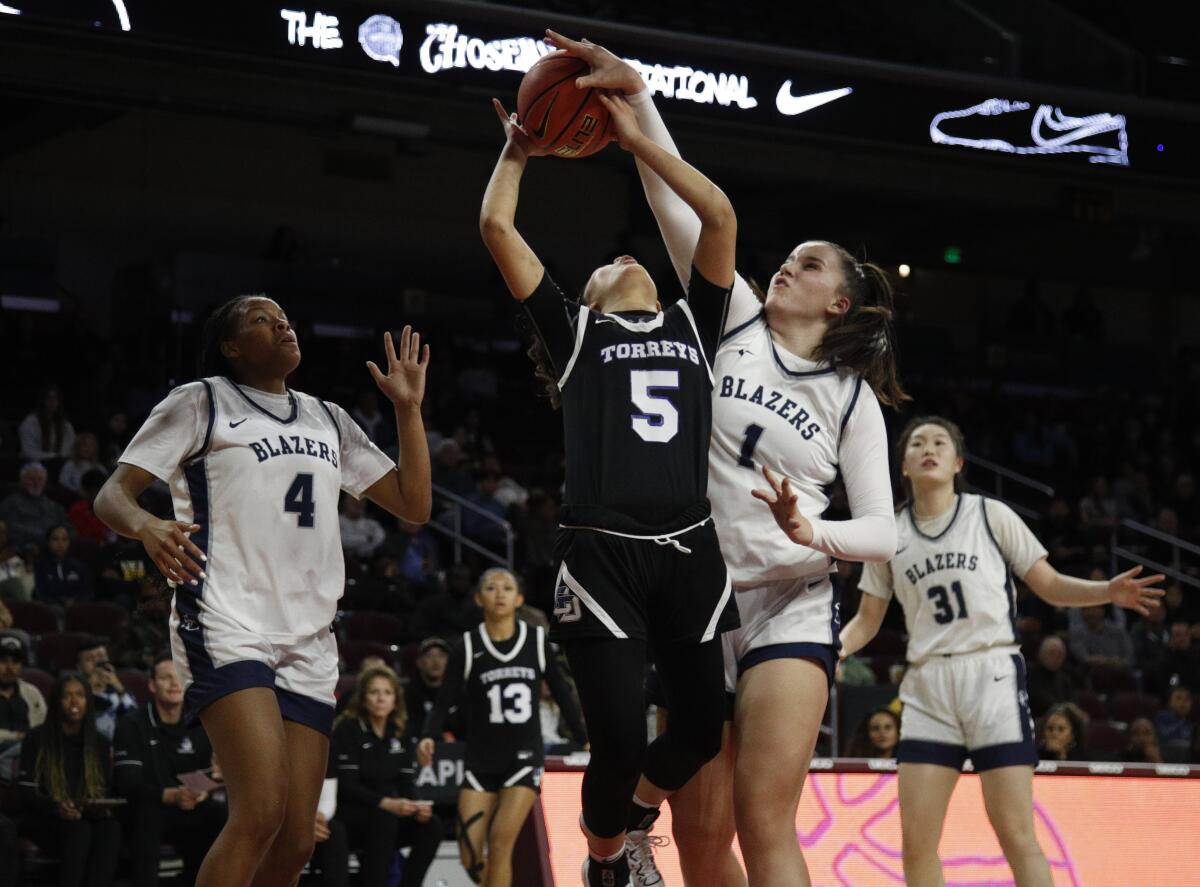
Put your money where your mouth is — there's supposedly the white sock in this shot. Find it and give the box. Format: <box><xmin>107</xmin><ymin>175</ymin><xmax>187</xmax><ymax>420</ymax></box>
<box><xmin>590</xmin><ymin>847</ymin><xmax>625</xmax><ymax>864</ymax></box>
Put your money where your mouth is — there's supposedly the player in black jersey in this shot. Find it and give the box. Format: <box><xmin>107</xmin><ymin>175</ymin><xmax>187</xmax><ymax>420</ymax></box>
<box><xmin>481</xmin><ymin>91</ymin><xmax>739</xmax><ymax>887</ymax></box>
<box><xmin>417</xmin><ymin>568</ymin><xmax>587</xmax><ymax>887</ymax></box>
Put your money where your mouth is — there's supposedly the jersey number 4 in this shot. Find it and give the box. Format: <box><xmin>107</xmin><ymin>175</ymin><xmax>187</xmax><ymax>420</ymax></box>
<box><xmin>284</xmin><ymin>473</ymin><xmax>316</xmax><ymax>528</ymax></box>
<box><xmin>630</xmin><ymin>370</ymin><xmax>679</xmax><ymax>443</ymax></box>
<box><xmin>927</xmin><ymin>581</ymin><xmax>969</xmax><ymax>624</ymax></box>
<box><xmin>486</xmin><ymin>683</ymin><xmax>532</xmax><ymax>725</ymax></box>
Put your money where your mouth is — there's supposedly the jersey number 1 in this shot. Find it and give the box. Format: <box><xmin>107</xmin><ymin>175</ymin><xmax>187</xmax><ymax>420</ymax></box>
<box><xmin>284</xmin><ymin>473</ymin><xmax>316</xmax><ymax>528</ymax></box>
<box><xmin>927</xmin><ymin>581</ymin><xmax>968</xmax><ymax>624</ymax></box>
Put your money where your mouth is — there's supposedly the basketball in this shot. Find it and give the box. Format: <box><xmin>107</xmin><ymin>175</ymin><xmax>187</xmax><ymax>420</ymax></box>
<box><xmin>516</xmin><ymin>54</ymin><xmax>612</xmax><ymax>159</ymax></box>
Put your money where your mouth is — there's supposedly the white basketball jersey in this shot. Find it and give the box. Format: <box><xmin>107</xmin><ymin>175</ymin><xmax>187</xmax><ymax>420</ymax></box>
<box><xmin>121</xmin><ymin>378</ymin><xmax>393</xmax><ymax>640</ymax></box>
<box><xmin>708</xmin><ymin>314</ymin><xmax>865</xmax><ymax>584</ymax></box>
<box><xmin>874</xmin><ymin>494</ymin><xmax>1019</xmax><ymax>663</ymax></box>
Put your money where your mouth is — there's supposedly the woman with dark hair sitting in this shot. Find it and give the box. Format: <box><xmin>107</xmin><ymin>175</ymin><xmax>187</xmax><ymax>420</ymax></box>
<box><xmin>330</xmin><ymin>664</ymin><xmax>444</xmax><ymax>887</ymax></box>
<box><xmin>18</xmin><ymin>672</ymin><xmax>122</xmax><ymax>887</ymax></box>
<box><xmin>845</xmin><ymin>707</ymin><xmax>901</xmax><ymax>759</ymax></box>
<box><xmin>1038</xmin><ymin>702</ymin><xmax>1089</xmax><ymax>761</ymax></box>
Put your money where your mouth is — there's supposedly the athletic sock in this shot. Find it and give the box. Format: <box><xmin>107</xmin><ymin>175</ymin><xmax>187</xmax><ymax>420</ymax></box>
<box><xmin>590</xmin><ymin>847</ymin><xmax>626</xmax><ymax>864</ymax></box>
<box><xmin>627</xmin><ymin>794</ymin><xmax>661</xmax><ymax>835</ymax></box>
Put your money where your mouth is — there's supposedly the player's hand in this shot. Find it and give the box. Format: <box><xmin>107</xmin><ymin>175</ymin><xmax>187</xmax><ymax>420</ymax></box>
<box><xmin>751</xmin><ymin>466</ymin><xmax>815</xmax><ymax>546</ymax></box>
<box><xmin>368</xmin><ymin>326</ymin><xmax>430</xmax><ymax>410</ymax></box>
<box><xmin>543</xmin><ymin>30</ymin><xmax>645</xmax><ymax>95</ymax></box>
<box><xmin>57</xmin><ymin>800</ymin><xmax>81</xmax><ymax>821</ymax></box>
<box><xmin>314</xmin><ymin>812</ymin><xmax>332</xmax><ymax>842</ymax></box>
<box><xmin>492</xmin><ymin>98</ymin><xmax>548</xmax><ymax>159</ymax></box>
<box><xmin>177</xmin><ymin>787</ymin><xmax>203</xmax><ymax>811</ymax></box>
<box><xmin>1108</xmin><ymin>565</ymin><xmax>1165</xmax><ymax>616</ymax></box>
<box><xmin>414</xmin><ymin>802</ymin><xmax>433</xmax><ymax>823</ymax></box>
<box><xmin>416</xmin><ymin>738</ymin><xmax>435</xmax><ymax>767</ymax></box>
<box><xmin>138</xmin><ymin>518</ymin><xmax>206</xmax><ymax>587</ymax></box>
<box><xmin>596</xmin><ymin>93</ymin><xmax>645</xmax><ymax>152</ymax></box>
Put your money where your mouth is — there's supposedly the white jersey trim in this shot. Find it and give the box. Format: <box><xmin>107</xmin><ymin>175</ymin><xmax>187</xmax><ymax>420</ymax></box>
<box><xmin>503</xmin><ymin>766</ymin><xmax>534</xmax><ymax>787</ymax></box>
<box><xmin>606</xmin><ymin>311</ymin><xmax>666</xmax><ymax>333</ymax></box>
<box><xmin>557</xmin><ymin>562</ymin><xmax>628</xmax><ymax>639</ymax></box>
<box><xmin>463</xmin><ymin>631</ymin><xmax>474</xmax><ymax>680</ymax></box>
<box><xmin>675</xmin><ymin>299</ymin><xmax>715</xmax><ymax>385</ymax></box>
<box><xmin>558</xmin><ymin>516</ymin><xmax>711</xmax><ymax>543</ymax></box>
<box><xmin>700</xmin><ymin>572</ymin><xmax>733</xmax><ymax>643</ymax></box>
<box><xmin>464</xmin><ymin>770</ymin><xmax>485</xmax><ymax>792</ymax></box>
<box><xmin>557</xmin><ymin>306</ymin><xmax>590</xmax><ymax>390</ymax></box>
<box><xmin>536</xmin><ymin>624</ymin><xmax>546</xmax><ymax>673</ymax></box>
<box><xmin>478</xmin><ymin>620</ymin><xmax>527</xmax><ymax>664</ymax></box>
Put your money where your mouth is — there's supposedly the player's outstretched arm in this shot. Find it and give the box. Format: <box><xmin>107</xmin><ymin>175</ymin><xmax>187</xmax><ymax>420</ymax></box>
<box><xmin>838</xmin><ymin>592</ymin><xmax>888</xmax><ymax>659</ymax></box>
<box><xmin>480</xmin><ymin>99</ymin><xmax>548</xmax><ymax>302</ymax></box>
<box><xmin>599</xmin><ymin>92</ymin><xmax>736</xmax><ymax>288</ymax></box>
<box><xmin>1024</xmin><ymin>560</ymin><xmax>1165</xmax><ymax>616</ymax></box>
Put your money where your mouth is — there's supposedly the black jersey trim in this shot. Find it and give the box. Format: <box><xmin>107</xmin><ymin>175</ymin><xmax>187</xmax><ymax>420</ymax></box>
<box><xmin>768</xmin><ymin>336</ymin><xmax>838</xmax><ymax>379</ymax></box>
<box><xmin>182</xmin><ymin>380</ymin><xmax>217</xmax><ymax>464</ymax></box>
<box><xmin>556</xmin><ymin>307</ymin><xmax>590</xmax><ymax>390</ymax></box>
<box><xmin>720</xmin><ymin>310</ymin><xmax>765</xmax><ymax>344</ymax></box>
<box><xmin>838</xmin><ymin>377</ymin><xmax>864</xmax><ymax>448</ymax></box>
<box><xmin>477</xmin><ymin>620</ymin><xmax>527</xmax><ymax>663</ymax></box>
<box><xmin>223</xmin><ymin>377</ymin><xmax>300</xmax><ymax>424</ymax></box>
<box><xmin>907</xmin><ymin>494</ymin><xmax>963</xmax><ymax>542</ymax></box>
<box><xmin>675</xmin><ymin>300</ymin><xmax>715</xmax><ymax>386</ymax></box>
<box><xmin>317</xmin><ymin>399</ymin><xmax>342</xmax><ymax>449</ymax></box>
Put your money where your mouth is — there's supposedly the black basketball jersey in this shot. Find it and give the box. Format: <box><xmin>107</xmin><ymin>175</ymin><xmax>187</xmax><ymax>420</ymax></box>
<box><xmin>522</xmin><ymin>269</ymin><xmax>728</xmax><ymax>535</ymax></box>
<box><xmin>458</xmin><ymin>620</ymin><xmax>548</xmax><ymax>771</ymax></box>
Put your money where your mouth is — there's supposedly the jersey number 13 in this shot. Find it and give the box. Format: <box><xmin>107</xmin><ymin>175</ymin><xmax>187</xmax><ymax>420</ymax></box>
<box><xmin>486</xmin><ymin>683</ymin><xmax>533</xmax><ymax>724</ymax></box>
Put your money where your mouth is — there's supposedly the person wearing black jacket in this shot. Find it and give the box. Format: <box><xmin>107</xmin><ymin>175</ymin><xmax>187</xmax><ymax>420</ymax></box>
<box><xmin>17</xmin><ymin>673</ymin><xmax>122</xmax><ymax>887</ymax></box>
<box><xmin>331</xmin><ymin>665</ymin><xmax>444</xmax><ymax>887</ymax></box>
<box><xmin>112</xmin><ymin>654</ymin><xmax>225</xmax><ymax>886</ymax></box>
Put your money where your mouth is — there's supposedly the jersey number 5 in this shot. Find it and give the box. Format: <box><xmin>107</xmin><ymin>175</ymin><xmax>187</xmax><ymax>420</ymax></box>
<box><xmin>284</xmin><ymin>473</ymin><xmax>316</xmax><ymax>528</ymax></box>
<box><xmin>486</xmin><ymin>683</ymin><xmax>532</xmax><ymax>724</ymax></box>
<box><xmin>629</xmin><ymin>370</ymin><xmax>680</xmax><ymax>443</ymax></box>
<box><xmin>927</xmin><ymin>581</ymin><xmax>969</xmax><ymax>624</ymax></box>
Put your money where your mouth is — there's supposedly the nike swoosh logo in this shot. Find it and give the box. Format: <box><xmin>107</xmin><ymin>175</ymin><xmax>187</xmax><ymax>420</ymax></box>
<box><xmin>229</xmin><ymin>418</ymin><xmax>248</xmax><ymax>428</ymax></box>
<box><xmin>528</xmin><ymin>92</ymin><xmax>560</xmax><ymax>141</ymax></box>
<box><xmin>775</xmin><ymin>83</ymin><xmax>853</xmax><ymax>117</ymax></box>
<box><xmin>993</xmin><ymin>675</ymin><xmax>1007</xmax><ymax>682</ymax></box>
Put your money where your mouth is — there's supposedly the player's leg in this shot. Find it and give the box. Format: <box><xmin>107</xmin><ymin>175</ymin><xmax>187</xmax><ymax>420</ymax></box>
<box><xmin>196</xmin><ymin>688</ymin><xmax>290</xmax><ymax>887</ymax></box>
<box><xmin>457</xmin><ymin>787</ymin><xmax>499</xmax><ymax>884</ymax></box>
<box><xmin>898</xmin><ymin>763</ymin><xmax>959</xmax><ymax>887</ymax></box>
<box><xmin>482</xmin><ymin>785</ymin><xmax>538</xmax><ymax>887</ymax></box>
<box><xmin>249</xmin><ymin>718</ymin><xmax>329</xmax><ymax>887</ymax></box>
<box><xmin>979</xmin><ymin>766</ymin><xmax>1051</xmax><ymax>887</ymax></box>
<box><xmin>731</xmin><ymin>657</ymin><xmax>827</xmax><ymax>887</ymax></box>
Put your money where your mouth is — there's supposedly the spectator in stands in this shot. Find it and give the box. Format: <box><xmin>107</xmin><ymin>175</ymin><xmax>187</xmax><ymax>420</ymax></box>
<box><xmin>393</xmin><ymin>518</ymin><xmax>439</xmax><ymax>586</ymax></box>
<box><xmin>58</xmin><ymin>432</ymin><xmax>107</xmax><ymax>495</ymax></box>
<box><xmin>1162</xmin><ymin>581</ymin><xmax>1198</xmax><ymax>626</ymax></box>
<box><xmin>1121</xmin><ymin>717</ymin><xmax>1163</xmax><ymax>764</ymax></box>
<box><xmin>1130</xmin><ymin>603</ymin><xmax>1170</xmax><ymax>678</ymax></box>
<box><xmin>113</xmin><ymin>654</ymin><xmax>225</xmax><ymax>886</ymax></box>
<box><xmin>845</xmin><ymin>708</ymin><xmax>900</xmax><ymax>758</ymax></box>
<box><xmin>111</xmin><ymin>578</ymin><xmax>169</xmax><ymax>670</ymax></box>
<box><xmin>17</xmin><ymin>672</ymin><xmax>122</xmax><ymax>887</ymax></box>
<box><xmin>0</xmin><ymin>462</ymin><xmax>70</xmax><ymax>550</ymax></box>
<box><xmin>462</xmin><ymin>470</ymin><xmax>508</xmax><ymax>549</ymax></box>
<box><xmin>339</xmin><ymin>493</ymin><xmax>386</xmax><ymax>560</ymax></box>
<box><xmin>1151</xmin><ymin>621</ymin><xmax>1200</xmax><ymax>695</ymax></box>
<box><xmin>1069</xmin><ymin>604</ymin><xmax>1133</xmax><ymax>668</ymax></box>
<box><xmin>98</xmin><ymin>410</ymin><xmax>130</xmax><ymax>471</ymax></box>
<box><xmin>432</xmin><ymin>438</ymin><xmax>473</xmax><ymax>498</ymax></box>
<box><xmin>34</xmin><ymin>525</ymin><xmax>94</xmax><ymax>606</ymax></box>
<box><xmin>0</xmin><ymin>632</ymin><xmax>47</xmax><ymax>750</ymax></box>
<box><xmin>405</xmin><ymin>637</ymin><xmax>463</xmax><ymax>740</ymax></box>
<box><xmin>330</xmin><ymin>665</ymin><xmax>445</xmax><ymax>887</ymax></box>
<box><xmin>412</xmin><ymin>563</ymin><xmax>482</xmax><ymax>639</ymax></box>
<box><xmin>1027</xmin><ymin>636</ymin><xmax>1075</xmax><ymax>717</ymax></box>
<box><xmin>351</xmin><ymin>390</ymin><xmax>393</xmax><ymax>449</ymax></box>
<box><xmin>18</xmin><ymin>384</ymin><xmax>76</xmax><ymax>462</ymax></box>
<box><xmin>1114</xmin><ymin>467</ymin><xmax>1154</xmax><ymax>523</ymax></box>
<box><xmin>77</xmin><ymin>640</ymin><xmax>137</xmax><ymax>740</ymax></box>
<box><xmin>1171</xmin><ymin>473</ymin><xmax>1198</xmax><ymax>537</ymax></box>
<box><xmin>68</xmin><ymin>470</ymin><xmax>117</xmax><ymax>546</ymax></box>
<box><xmin>98</xmin><ymin>537</ymin><xmax>156</xmax><ymax>608</ymax></box>
<box><xmin>482</xmin><ymin>455</ymin><xmax>528</xmax><ymax>510</ymax></box>
<box><xmin>1079</xmin><ymin>476</ymin><xmax>1119</xmax><ymax>537</ymax></box>
<box><xmin>1038</xmin><ymin>702</ymin><xmax>1088</xmax><ymax>761</ymax></box>
<box><xmin>1155</xmin><ymin>686</ymin><xmax>1195</xmax><ymax>763</ymax></box>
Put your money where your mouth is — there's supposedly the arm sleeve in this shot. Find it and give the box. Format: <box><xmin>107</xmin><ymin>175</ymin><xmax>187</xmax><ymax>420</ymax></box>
<box><xmin>983</xmin><ymin>499</ymin><xmax>1049</xmax><ymax>579</ymax></box>
<box><xmin>520</xmin><ymin>270</ymin><xmax>582</xmax><ymax>378</ymax></box>
<box><xmin>545</xmin><ymin>652</ymin><xmax>588</xmax><ymax>744</ymax></box>
<box><xmin>111</xmin><ymin>717</ymin><xmax>160</xmax><ymax>803</ymax></box>
<box><xmin>420</xmin><ymin>642</ymin><xmax>467</xmax><ymax>740</ymax></box>
<box><xmin>858</xmin><ymin>560</ymin><xmax>896</xmax><ymax>601</ymax></box>
<box><xmin>332</xmin><ymin>722</ymin><xmax>385</xmax><ymax>808</ymax></box>
<box><xmin>807</xmin><ymin>385</ymin><xmax>897</xmax><ymax>562</ymax></box>
<box><xmin>626</xmin><ymin>89</ymin><xmax>759</xmax><ymax>331</ymax></box>
<box><xmin>118</xmin><ymin>384</ymin><xmax>207</xmax><ymax>482</ymax></box>
<box><xmin>326</xmin><ymin>402</ymin><xmax>395</xmax><ymax>498</ymax></box>
<box><xmin>684</xmin><ymin>266</ymin><xmax>731</xmax><ymax>368</ymax></box>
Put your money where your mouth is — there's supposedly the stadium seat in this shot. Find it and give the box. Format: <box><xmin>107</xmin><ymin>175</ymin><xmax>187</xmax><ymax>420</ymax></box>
<box><xmin>1108</xmin><ymin>692</ymin><xmax>1160</xmax><ymax>724</ymax></box>
<box><xmin>34</xmin><ymin>631</ymin><xmax>95</xmax><ymax>673</ymax></box>
<box><xmin>64</xmin><ymin>601</ymin><xmax>129</xmax><ymax>636</ymax></box>
<box><xmin>1073</xmin><ymin>689</ymin><xmax>1108</xmax><ymax>721</ymax></box>
<box><xmin>340</xmin><ymin>639</ymin><xmax>394</xmax><ymax>672</ymax></box>
<box><xmin>861</xmin><ymin>628</ymin><xmax>907</xmax><ymax>658</ymax></box>
<box><xmin>1085</xmin><ymin>720</ymin><xmax>1127</xmax><ymax>759</ymax></box>
<box><xmin>334</xmin><ymin>673</ymin><xmax>358</xmax><ymax>702</ymax></box>
<box><xmin>7</xmin><ymin>600</ymin><xmax>59</xmax><ymax>634</ymax></box>
<box><xmin>119</xmin><ymin>669</ymin><xmax>151</xmax><ymax>706</ymax></box>
<box><xmin>1088</xmin><ymin>664</ymin><xmax>1139</xmax><ymax>695</ymax></box>
<box><xmin>338</xmin><ymin>611</ymin><xmax>405</xmax><ymax>645</ymax></box>
<box><xmin>21</xmin><ymin>666</ymin><xmax>54</xmax><ymax>700</ymax></box>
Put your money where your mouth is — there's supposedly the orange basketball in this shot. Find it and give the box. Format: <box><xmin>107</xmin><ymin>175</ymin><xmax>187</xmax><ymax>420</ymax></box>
<box><xmin>516</xmin><ymin>55</ymin><xmax>612</xmax><ymax>159</ymax></box>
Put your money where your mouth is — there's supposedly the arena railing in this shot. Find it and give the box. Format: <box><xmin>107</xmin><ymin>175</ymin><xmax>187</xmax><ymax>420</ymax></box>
<box><xmin>427</xmin><ymin>483</ymin><xmax>516</xmax><ymax>569</ymax></box>
<box><xmin>965</xmin><ymin>454</ymin><xmax>1055</xmax><ymax>521</ymax></box>
<box><xmin>1112</xmin><ymin>519</ymin><xmax>1200</xmax><ymax>590</ymax></box>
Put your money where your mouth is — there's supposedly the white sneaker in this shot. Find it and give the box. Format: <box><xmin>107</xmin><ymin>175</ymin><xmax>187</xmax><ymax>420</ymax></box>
<box><xmin>624</xmin><ymin>829</ymin><xmax>668</xmax><ymax>886</ymax></box>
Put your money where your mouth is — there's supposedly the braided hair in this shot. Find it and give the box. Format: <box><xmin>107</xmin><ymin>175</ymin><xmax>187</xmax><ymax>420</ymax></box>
<box><xmin>198</xmin><ymin>294</ymin><xmax>264</xmax><ymax>379</ymax></box>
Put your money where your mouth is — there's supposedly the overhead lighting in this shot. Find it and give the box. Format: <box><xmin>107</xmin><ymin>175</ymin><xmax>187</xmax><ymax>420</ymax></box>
<box><xmin>898</xmin><ymin>264</ymin><xmax>911</xmax><ymax>278</ymax></box>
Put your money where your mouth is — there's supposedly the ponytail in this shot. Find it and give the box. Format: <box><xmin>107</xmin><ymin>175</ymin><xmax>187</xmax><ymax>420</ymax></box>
<box><xmin>816</xmin><ymin>248</ymin><xmax>909</xmax><ymax>408</ymax></box>
<box><xmin>513</xmin><ymin>311</ymin><xmax>562</xmax><ymax>410</ymax></box>
<box><xmin>198</xmin><ymin>295</ymin><xmax>260</xmax><ymax>379</ymax></box>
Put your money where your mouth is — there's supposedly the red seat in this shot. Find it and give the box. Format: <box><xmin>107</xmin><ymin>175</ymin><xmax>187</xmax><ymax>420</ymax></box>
<box><xmin>7</xmin><ymin>600</ymin><xmax>59</xmax><ymax>634</ymax></box>
<box><xmin>334</xmin><ymin>673</ymin><xmax>358</xmax><ymax>702</ymax></box>
<box><xmin>861</xmin><ymin>628</ymin><xmax>907</xmax><ymax>658</ymax></box>
<box><xmin>64</xmin><ymin>602</ymin><xmax>129</xmax><ymax>636</ymax></box>
<box><xmin>1089</xmin><ymin>664</ymin><xmax>1138</xmax><ymax>695</ymax></box>
<box><xmin>34</xmin><ymin>632</ymin><xmax>95</xmax><ymax>673</ymax></box>
<box><xmin>119</xmin><ymin>669</ymin><xmax>151</xmax><ymax>706</ymax></box>
<box><xmin>339</xmin><ymin>611</ymin><xmax>405</xmax><ymax>645</ymax></box>
<box><xmin>1085</xmin><ymin>720</ymin><xmax>1127</xmax><ymax>759</ymax></box>
<box><xmin>340</xmin><ymin>639</ymin><xmax>394</xmax><ymax>672</ymax></box>
<box><xmin>1072</xmin><ymin>689</ymin><xmax>1108</xmax><ymax>721</ymax></box>
<box><xmin>20</xmin><ymin>666</ymin><xmax>55</xmax><ymax>701</ymax></box>
<box><xmin>1108</xmin><ymin>692</ymin><xmax>1160</xmax><ymax>724</ymax></box>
